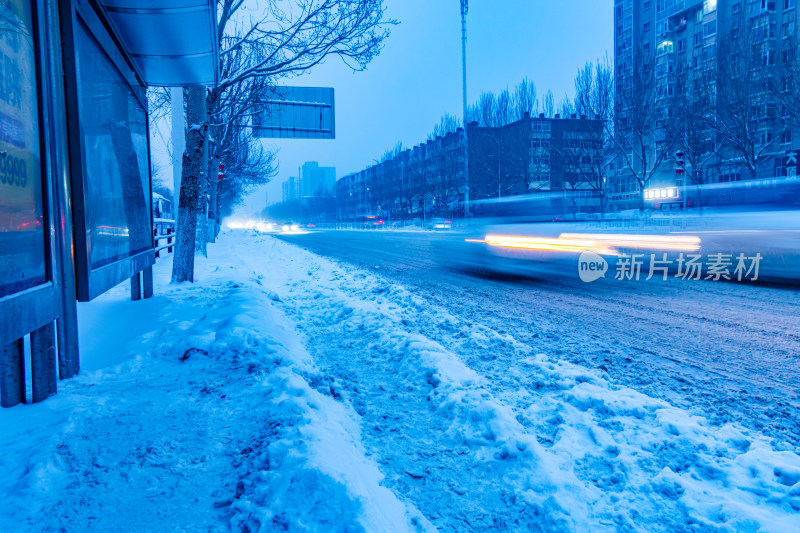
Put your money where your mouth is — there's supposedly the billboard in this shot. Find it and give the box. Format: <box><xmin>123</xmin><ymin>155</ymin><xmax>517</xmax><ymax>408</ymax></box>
<box><xmin>65</xmin><ymin>9</ymin><xmax>154</xmax><ymax>301</ymax></box>
<box><xmin>253</xmin><ymin>86</ymin><xmax>335</xmax><ymax>139</ymax></box>
<box><xmin>0</xmin><ymin>0</ymin><xmax>48</xmax><ymax>299</ymax></box>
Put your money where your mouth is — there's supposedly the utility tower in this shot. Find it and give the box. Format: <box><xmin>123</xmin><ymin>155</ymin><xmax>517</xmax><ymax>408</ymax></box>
<box><xmin>460</xmin><ymin>0</ymin><xmax>469</xmax><ymax>217</ymax></box>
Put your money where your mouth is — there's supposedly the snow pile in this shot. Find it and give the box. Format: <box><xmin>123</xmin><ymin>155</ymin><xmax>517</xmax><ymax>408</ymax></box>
<box><xmin>256</xmin><ymin>232</ymin><xmax>800</xmax><ymax>532</ymax></box>
<box><xmin>0</xmin><ymin>247</ymin><xmax>430</xmax><ymax>532</ymax></box>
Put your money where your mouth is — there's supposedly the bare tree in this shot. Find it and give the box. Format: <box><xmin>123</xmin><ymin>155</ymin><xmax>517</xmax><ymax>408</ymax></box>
<box><xmin>714</xmin><ymin>15</ymin><xmax>785</xmax><ymax>180</ymax></box>
<box><xmin>541</xmin><ymin>90</ymin><xmax>555</xmax><ymax>118</ymax></box>
<box><xmin>614</xmin><ymin>46</ymin><xmax>670</xmax><ymax>209</ymax></box>
<box><xmin>470</xmin><ymin>92</ymin><xmax>497</xmax><ymax>127</ymax></box>
<box><xmin>216</xmin><ymin>127</ymin><xmax>277</xmax><ymax>223</ymax></box>
<box><xmin>513</xmin><ymin>78</ymin><xmax>538</xmax><ymax>120</ymax></box>
<box><xmin>558</xmin><ymin>95</ymin><xmax>574</xmax><ymax>117</ymax></box>
<box><xmin>561</xmin><ymin>58</ymin><xmax>614</xmax><ymax>216</ymax></box>
<box><xmin>171</xmin><ymin>0</ymin><xmax>393</xmax><ymax>282</ymax></box>
<box><xmin>494</xmin><ymin>88</ymin><xmax>513</xmax><ymax>126</ymax></box>
<box><xmin>428</xmin><ymin>114</ymin><xmax>460</xmax><ymax>140</ymax></box>
<box><xmin>379</xmin><ymin>141</ymin><xmax>404</xmax><ymax>163</ymax></box>
<box><xmin>761</xmin><ymin>33</ymin><xmax>800</xmax><ymax>166</ymax></box>
<box><xmin>665</xmin><ymin>64</ymin><xmax>717</xmax><ymax>207</ymax></box>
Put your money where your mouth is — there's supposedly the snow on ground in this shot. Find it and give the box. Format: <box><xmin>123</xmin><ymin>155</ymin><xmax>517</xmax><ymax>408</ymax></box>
<box><xmin>249</xmin><ymin>231</ymin><xmax>800</xmax><ymax>532</ymax></box>
<box><xmin>1</xmin><ymin>229</ymin><xmax>799</xmax><ymax>532</ymax></box>
<box><xmin>0</xmin><ymin>241</ymin><xmax>431</xmax><ymax>532</ymax></box>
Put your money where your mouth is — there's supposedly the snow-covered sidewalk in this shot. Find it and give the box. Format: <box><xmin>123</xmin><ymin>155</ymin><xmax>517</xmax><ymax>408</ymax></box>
<box><xmin>0</xmin><ymin>235</ymin><xmax>431</xmax><ymax>532</ymax></box>
<box><xmin>1</xmin><ymin>230</ymin><xmax>798</xmax><ymax>532</ymax></box>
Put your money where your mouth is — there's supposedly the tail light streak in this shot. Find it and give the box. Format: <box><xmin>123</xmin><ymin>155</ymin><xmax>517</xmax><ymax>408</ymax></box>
<box><xmin>468</xmin><ymin>232</ymin><xmax>702</xmax><ymax>255</ymax></box>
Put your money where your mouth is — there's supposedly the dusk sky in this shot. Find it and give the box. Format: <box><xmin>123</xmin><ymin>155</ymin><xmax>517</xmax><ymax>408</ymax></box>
<box><xmin>227</xmin><ymin>1</ymin><xmax>614</xmax><ymax>216</ymax></box>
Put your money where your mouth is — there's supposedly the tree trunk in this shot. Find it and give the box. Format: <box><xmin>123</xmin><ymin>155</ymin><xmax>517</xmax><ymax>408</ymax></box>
<box><xmin>697</xmin><ymin>184</ymin><xmax>703</xmax><ymax>215</ymax></box>
<box><xmin>639</xmin><ymin>188</ymin><xmax>646</xmax><ymax>216</ymax></box>
<box><xmin>599</xmin><ymin>191</ymin><xmax>605</xmax><ymax>220</ymax></box>
<box><xmin>207</xmin><ymin>154</ymin><xmax>219</xmax><ymax>244</ymax></box>
<box><xmin>171</xmin><ymin>86</ymin><xmax>207</xmax><ymax>283</ymax></box>
<box><xmin>195</xmin><ymin>127</ymin><xmax>209</xmax><ymax>257</ymax></box>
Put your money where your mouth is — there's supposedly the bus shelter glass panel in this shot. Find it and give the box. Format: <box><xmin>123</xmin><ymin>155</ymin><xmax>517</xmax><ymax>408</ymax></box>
<box><xmin>74</xmin><ymin>21</ymin><xmax>151</xmax><ymax>270</ymax></box>
<box><xmin>0</xmin><ymin>0</ymin><xmax>47</xmax><ymax>298</ymax></box>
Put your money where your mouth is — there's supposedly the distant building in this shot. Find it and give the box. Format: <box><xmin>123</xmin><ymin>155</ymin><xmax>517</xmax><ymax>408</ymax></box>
<box><xmin>281</xmin><ymin>177</ymin><xmax>297</xmax><ymax>202</ymax></box>
<box><xmin>298</xmin><ymin>162</ymin><xmax>336</xmax><ymax>197</ymax></box>
<box><xmin>335</xmin><ymin>114</ymin><xmax>604</xmax><ymax>222</ymax></box>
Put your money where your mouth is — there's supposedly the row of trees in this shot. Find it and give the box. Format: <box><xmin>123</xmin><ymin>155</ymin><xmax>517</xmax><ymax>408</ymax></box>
<box><xmin>356</xmin><ymin>65</ymin><xmax>612</xmax><ymax>219</ymax></box>
<box><xmin>154</xmin><ymin>0</ymin><xmax>394</xmax><ymax>282</ymax></box>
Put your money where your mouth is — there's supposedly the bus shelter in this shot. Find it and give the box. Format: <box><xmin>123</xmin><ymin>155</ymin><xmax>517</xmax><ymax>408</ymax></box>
<box><xmin>0</xmin><ymin>0</ymin><xmax>218</xmax><ymax>407</ymax></box>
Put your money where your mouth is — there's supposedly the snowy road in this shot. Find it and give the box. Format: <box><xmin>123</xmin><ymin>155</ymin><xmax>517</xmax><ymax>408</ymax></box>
<box><xmin>260</xmin><ymin>231</ymin><xmax>800</xmax><ymax>531</ymax></box>
<box><xmin>277</xmin><ymin>230</ymin><xmax>800</xmax><ymax>451</ymax></box>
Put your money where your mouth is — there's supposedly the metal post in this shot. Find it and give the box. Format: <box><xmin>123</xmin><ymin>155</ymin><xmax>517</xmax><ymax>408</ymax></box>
<box><xmin>461</xmin><ymin>0</ymin><xmax>469</xmax><ymax>218</ymax></box>
<box><xmin>1</xmin><ymin>339</ymin><xmax>25</xmax><ymax>407</ymax></box>
<box><xmin>46</xmin><ymin>0</ymin><xmax>80</xmax><ymax>380</ymax></box>
<box><xmin>30</xmin><ymin>322</ymin><xmax>57</xmax><ymax>403</ymax></box>
<box><xmin>131</xmin><ymin>273</ymin><xmax>142</xmax><ymax>301</ymax></box>
<box><xmin>142</xmin><ymin>267</ymin><xmax>154</xmax><ymax>299</ymax></box>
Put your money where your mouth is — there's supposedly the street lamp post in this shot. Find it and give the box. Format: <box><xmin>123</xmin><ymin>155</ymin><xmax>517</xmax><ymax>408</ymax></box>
<box><xmin>460</xmin><ymin>0</ymin><xmax>469</xmax><ymax>219</ymax></box>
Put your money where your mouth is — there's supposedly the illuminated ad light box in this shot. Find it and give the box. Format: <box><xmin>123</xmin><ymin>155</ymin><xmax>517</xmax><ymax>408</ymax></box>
<box><xmin>253</xmin><ymin>86</ymin><xmax>335</xmax><ymax>139</ymax></box>
<box><xmin>63</xmin><ymin>5</ymin><xmax>154</xmax><ymax>301</ymax></box>
<box><xmin>0</xmin><ymin>0</ymin><xmax>49</xmax><ymax>300</ymax></box>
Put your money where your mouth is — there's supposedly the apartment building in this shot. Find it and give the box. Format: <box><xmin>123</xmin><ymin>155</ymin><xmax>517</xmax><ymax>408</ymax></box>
<box><xmin>612</xmin><ymin>0</ymin><xmax>799</xmax><ymax>210</ymax></box>
<box><xmin>335</xmin><ymin>114</ymin><xmax>603</xmax><ymax>222</ymax></box>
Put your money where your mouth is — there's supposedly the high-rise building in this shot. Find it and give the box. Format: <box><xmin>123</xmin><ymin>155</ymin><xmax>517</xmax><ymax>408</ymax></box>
<box><xmin>612</xmin><ymin>0</ymin><xmax>799</xmax><ymax>211</ymax></box>
<box><xmin>298</xmin><ymin>162</ymin><xmax>336</xmax><ymax>198</ymax></box>
<box><xmin>281</xmin><ymin>177</ymin><xmax>297</xmax><ymax>202</ymax></box>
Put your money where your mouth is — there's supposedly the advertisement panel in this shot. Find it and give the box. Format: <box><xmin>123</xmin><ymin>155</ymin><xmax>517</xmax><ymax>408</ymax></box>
<box><xmin>74</xmin><ymin>19</ymin><xmax>151</xmax><ymax>272</ymax></box>
<box><xmin>0</xmin><ymin>0</ymin><xmax>47</xmax><ymax>298</ymax></box>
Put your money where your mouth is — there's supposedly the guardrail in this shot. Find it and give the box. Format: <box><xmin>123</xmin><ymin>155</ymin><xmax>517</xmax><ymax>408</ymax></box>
<box><xmin>154</xmin><ymin>218</ymin><xmax>175</xmax><ymax>259</ymax></box>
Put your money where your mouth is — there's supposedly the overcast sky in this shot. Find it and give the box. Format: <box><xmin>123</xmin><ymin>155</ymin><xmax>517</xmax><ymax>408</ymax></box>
<box><xmin>152</xmin><ymin>1</ymin><xmax>613</xmax><ymax>218</ymax></box>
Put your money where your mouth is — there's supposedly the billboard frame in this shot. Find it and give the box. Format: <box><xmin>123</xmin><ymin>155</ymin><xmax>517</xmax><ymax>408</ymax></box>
<box><xmin>0</xmin><ymin>0</ymin><xmax>62</xmax><ymax>346</ymax></box>
<box><xmin>60</xmin><ymin>0</ymin><xmax>155</xmax><ymax>302</ymax></box>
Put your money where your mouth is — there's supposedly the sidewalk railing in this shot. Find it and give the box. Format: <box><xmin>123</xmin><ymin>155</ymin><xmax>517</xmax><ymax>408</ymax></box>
<box><xmin>154</xmin><ymin>218</ymin><xmax>176</xmax><ymax>259</ymax></box>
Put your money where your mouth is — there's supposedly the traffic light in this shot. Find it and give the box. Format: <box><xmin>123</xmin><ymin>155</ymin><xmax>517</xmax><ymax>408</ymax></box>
<box><xmin>218</xmin><ymin>162</ymin><xmax>224</xmax><ymax>182</ymax></box>
<box><xmin>675</xmin><ymin>151</ymin><xmax>685</xmax><ymax>175</ymax></box>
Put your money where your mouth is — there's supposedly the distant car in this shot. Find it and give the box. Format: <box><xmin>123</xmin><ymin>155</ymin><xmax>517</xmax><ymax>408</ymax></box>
<box><xmin>428</xmin><ymin>218</ymin><xmax>452</xmax><ymax>230</ymax></box>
